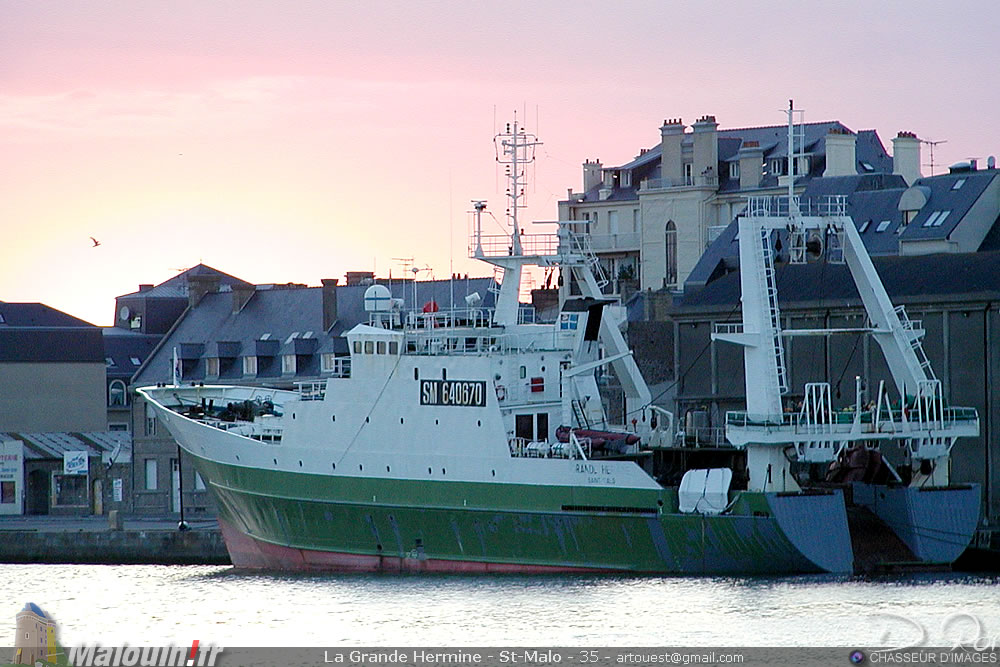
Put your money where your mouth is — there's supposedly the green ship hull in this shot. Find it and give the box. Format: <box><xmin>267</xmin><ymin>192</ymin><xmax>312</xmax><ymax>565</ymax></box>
<box><xmin>195</xmin><ymin>454</ymin><xmax>855</xmax><ymax>574</ymax></box>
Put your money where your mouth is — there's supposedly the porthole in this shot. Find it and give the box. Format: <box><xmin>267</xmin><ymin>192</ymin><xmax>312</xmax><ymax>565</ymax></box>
<box><xmin>491</xmin><ymin>469</ymin><xmax>496</xmax><ymax>477</ymax></box>
<box><xmin>273</xmin><ymin>458</ymin><xmax>277</xmax><ymax>465</ymax></box>
<box><xmin>386</xmin><ymin>466</ymin><xmax>391</xmax><ymax>472</ymax></box>
<box><xmin>359</xmin><ymin>464</ymin><xmax>364</xmax><ymax>471</ymax></box>
<box><xmin>365</xmin><ymin>416</ymin><xmax>370</xmax><ymax>423</ymax></box>
<box><xmin>298</xmin><ymin>460</ymin><xmax>303</xmax><ymax>467</ymax></box>
<box><xmin>428</xmin><ymin>467</ymin><xmax>432</xmax><ymax>474</ymax></box>
<box><xmin>435</xmin><ymin>419</ymin><xmax>439</xmax><ymax>425</ymax></box>
<box><xmin>441</xmin><ymin>468</ymin><xmax>446</xmax><ymax>475</ymax></box>
<box><xmin>331</xmin><ymin>415</ymin><xmax>336</xmax><ymax>422</ymax></box>
<box><xmin>400</xmin><ymin>417</ymin><xmax>404</xmax><ymax>424</ymax></box>
<box><xmin>414</xmin><ymin>368</ymin><xmax>419</xmax><ymax>381</ymax></box>
<box><xmin>292</xmin><ymin>413</ymin><xmax>296</xmax><ymax>420</ymax></box>
<box><xmin>332</xmin><ymin>462</ymin><xmax>337</xmax><ymax>470</ymax></box>
<box><xmin>477</xmin><ymin>420</ymin><xmax>482</xmax><ymax>427</ymax></box>
<box><xmin>235</xmin><ymin>455</ymin><xmax>241</xmax><ymax>462</ymax></box>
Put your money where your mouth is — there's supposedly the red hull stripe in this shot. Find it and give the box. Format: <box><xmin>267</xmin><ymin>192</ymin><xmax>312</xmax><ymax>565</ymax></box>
<box><xmin>218</xmin><ymin>519</ymin><xmax>617</xmax><ymax>574</ymax></box>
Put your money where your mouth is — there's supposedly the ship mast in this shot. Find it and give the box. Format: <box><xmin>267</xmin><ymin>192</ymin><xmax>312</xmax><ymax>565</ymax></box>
<box><xmin>488</xmin><ymin>113</ymin><xmax>540</xmax><ymax>326</ymax></box>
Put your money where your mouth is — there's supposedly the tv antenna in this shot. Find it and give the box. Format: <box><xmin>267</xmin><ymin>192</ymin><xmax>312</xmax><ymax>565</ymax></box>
<box><xmin>921</xmin><ymin>138</ymin><xmax>947</xmax><ymax>176</ymax></box>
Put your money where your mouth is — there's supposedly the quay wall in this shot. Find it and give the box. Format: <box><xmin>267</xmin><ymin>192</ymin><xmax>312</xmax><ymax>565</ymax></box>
<box><xmin>0</xmin><ymin>528</ymin><xmax>230</xmax><ymax>565</ymax></box>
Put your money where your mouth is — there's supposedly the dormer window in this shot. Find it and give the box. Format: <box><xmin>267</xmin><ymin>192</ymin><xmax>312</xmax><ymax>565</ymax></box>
<box><xmin>621</xmin><ymin>171</ymin><xmax>632</xmax><ymax>188</ymax></box>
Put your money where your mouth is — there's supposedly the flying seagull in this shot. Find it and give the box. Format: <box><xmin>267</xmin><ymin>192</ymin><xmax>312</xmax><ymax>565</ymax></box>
<box><xmin>90</xmin><ymin>237</ymin><xmax>101</xmax><ymax>247</ymax></box>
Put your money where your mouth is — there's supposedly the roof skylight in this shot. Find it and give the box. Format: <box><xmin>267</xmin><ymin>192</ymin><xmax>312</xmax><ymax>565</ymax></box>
<box><xmin>875</xmin><ymin>220</ymin><xmax>891</xmax><ymax>232</ymax></box>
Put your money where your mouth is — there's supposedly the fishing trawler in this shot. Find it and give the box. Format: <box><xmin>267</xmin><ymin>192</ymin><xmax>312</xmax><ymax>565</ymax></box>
<box><xmin>139</xmin><ymin>110</ymin><xmax>980</xmax><ymax>574</ymax></box>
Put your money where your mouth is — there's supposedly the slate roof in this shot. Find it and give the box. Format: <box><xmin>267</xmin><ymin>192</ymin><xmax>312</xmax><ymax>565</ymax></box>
<box><xmin>133</xmin><ymin>277</ymin><xmax>497</xmax><ymax>385</ymax></box>
<box><xmin>570</xmin><ymin>122</ymin><xmax>893</xmax><ymax>203</ymax></box>
<box><xmin>675</xmin><ymin>251</ymin><xmax>1000</xmax><ymax>314</ymax></box>
<box><xmin>0</xmin><ymin>328</ymin><xmax>104</xmax><ymax>363</ymax></box>
<box><xmin>0</xmin><ymin>302</ymin><xmax>94</xmax><ymax>327</ymax></box>
<box><xmin>116</xmin><ymin>263</ymin><xmax>253</xmax><ymax>299</ymax></box>
<box><xmin>685</xmin><ymin>170</ymin><xmax>1000</xmax><ymax>289</ymax></box>
<box><xmin>102</xmin><ymin>329</ymin><xmax>160</xmax><ymax>379</ymax></box>
<box><xmin>899</xmin><ymin>170</ymin><xmax>998</xmax><ymax>242</ymax></box>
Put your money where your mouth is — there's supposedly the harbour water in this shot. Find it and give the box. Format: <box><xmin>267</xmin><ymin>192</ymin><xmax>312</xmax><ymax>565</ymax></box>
<box><xmin>3</xmin><ymin>565</ymin><xmax>999</xmax><ymax>648</ymax></box>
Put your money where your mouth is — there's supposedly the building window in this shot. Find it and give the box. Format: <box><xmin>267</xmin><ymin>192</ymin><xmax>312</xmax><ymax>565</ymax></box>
<box><xmin>206</xmin><ymin>357</ymin><xmax>220</xmax><ymax>377</ymax></box>
<box><xmin>144</xmin><ymin>459</ymin><xmax>157</xmax><ymax>490</ymax></box>
<box><xmin>108</xmin><ymin>380</ymin><xmax>127</xmax><ymax>406</ymax></box>
<box><xmin>243</xmin><ymin>356</ymin><xmax>258</xmax><ymax>375</ymax></box>
<box><xmin>665</xmin><ymin>221</ymin><xmax>678</xmax><ymax>287</ymax></box>
<box><xmin>144</xmin><ymin>401</ymin><xmax>157</xmax><ymax>436</ymax></box>
<box><xmin>1</xmin><ymin>481</ymin><xmax>14</xmax><ymax>504</ymax></box>
<box><xmin>109</xmin><ymin>423</ymin><xmax>129</xmax><ymax>432</ymax></box>
<box><xmin>729</xmin><ymin>162</ymin><xmax>740</xmax><ymax>179</ymax></box>
<box><xmin>923</xmin><ymin>211</ymin><xmax>943</xmax><ymax>227</ymax></box>
<box><xmin>282</xmin><ymin>354</ymin><xmax>296</xmax><ymax>374</ymax></box>
<box><xmin>632</xmin><ymin>209</ymin><xmax>639</xmax><ymax>233</ymax></box>
<box><xmin>608</xmin><ymin>210</ymin><xmax>619</xmax><ymax>235</ymax></box>
<box><xmin>53</xmin><ymin>474</ymin><xmax>87</xmax><ymax>506</ymax></box>
<box><xmin>684</xmin><ymin>163</ymin><xmax>693</xmax><ymax>186</ymax></box>
<box><xmin>194</xmin><ymin>471</ymin><xmax>206</xmax><ymax>491</ymax></box>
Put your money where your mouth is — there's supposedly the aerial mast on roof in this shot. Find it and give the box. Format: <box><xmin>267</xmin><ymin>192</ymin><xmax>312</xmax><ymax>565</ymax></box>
<box><xmin>921</xmin><ymin>138</ymin><xmax>947</xmax><ymax>176</ymax></box>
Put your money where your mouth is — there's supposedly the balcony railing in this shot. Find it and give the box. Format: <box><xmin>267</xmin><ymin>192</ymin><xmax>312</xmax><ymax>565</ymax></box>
<box><xmin>589</xmin><ymin>232</ymin><xmax>641</xmax><ymax>251</ymax></box>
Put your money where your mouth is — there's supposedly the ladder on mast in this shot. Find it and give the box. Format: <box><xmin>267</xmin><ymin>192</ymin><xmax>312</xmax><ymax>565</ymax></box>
<box><xmin>755</xmin><ymin>225</ymin><xmax>789</xmax><ymax>395</ymax></box>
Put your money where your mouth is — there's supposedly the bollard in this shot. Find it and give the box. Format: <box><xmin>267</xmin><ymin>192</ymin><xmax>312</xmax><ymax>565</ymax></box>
<box><xmin>108</xmin><ymin>509</ymin><xmax>123</xmax><ymax>531</ymax></box>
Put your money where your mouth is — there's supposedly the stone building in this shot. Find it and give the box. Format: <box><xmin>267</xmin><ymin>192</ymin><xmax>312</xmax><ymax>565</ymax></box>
<box><xmin>557</xmin><ymin>113</ymin><xmax>923</xmax><ymax>297</ymax></box>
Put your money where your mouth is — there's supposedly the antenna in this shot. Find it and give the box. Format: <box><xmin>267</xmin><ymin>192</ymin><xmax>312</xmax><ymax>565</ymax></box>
<box><xmin>786</xmin><ymin>99</ymin><xmax>804</xmax><ymax>216</ymax></box>
<box><xmin>494</xmin><ymin>110</ymin><xmax>542</xmax><ymax>254</ymax></box>
<box><xmin>921</xmin><ymin>138</ymin><xmax>947</xmax><ymax>176</ymax></box>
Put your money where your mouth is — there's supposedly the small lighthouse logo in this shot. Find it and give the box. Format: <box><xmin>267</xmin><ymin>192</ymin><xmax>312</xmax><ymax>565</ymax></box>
<box><xmin>12</xmin><ymin>602</ymin><xmax>60</xmax><ymax>666</ymax></box>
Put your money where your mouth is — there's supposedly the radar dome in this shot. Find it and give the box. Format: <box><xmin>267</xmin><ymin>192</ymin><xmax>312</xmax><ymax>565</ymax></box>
<box><xmin>363</xmin><ymin>284</ymin><xmax>392</xmax><ymax>312</ymax></box>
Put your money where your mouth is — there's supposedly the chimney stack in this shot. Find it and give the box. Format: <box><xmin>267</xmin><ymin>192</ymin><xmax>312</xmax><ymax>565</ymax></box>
<box><xmin>659</xmin><ymin>118</ymin><xmax>686</xmax><ymax>186</ymax></box>
<box><xmin>823</xmin><ymin>128</ymin><xmax>857</xmax><ymax>178</ymax></box>
<box><xmin>738</xmin><ymin>141</ymin><xmax>764</xmax><ymax>190</ymax></box>
<box><xmin>583</xmin><ymin>159</ymin><xmax>603</xmax><ymax>192</ymax></box>
<box><xmin>232</xmin><ymin>285</ymin><xmax>255</xmax><ymax>315</ymax></box>
<box><xmin>892</xmin><ymin>131</ymin><xmax>922</xmax><ymax>186</ymax></box>
<box><xmin>692</xmin><ymin>115</ymin><xmax>719</xmax><ymax>187</ymax></box>
<box><xmin>322</xmin><ymin>278</ymin><xmax>339</xmax><ymax>332</ymax></box>
<box><xmin>187</xmin><ymin>274</ymin><xmax>221</xmax><ymax>307</ymax></box>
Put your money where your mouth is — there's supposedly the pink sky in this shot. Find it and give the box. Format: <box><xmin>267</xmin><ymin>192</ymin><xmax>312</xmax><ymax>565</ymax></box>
<box><xmin>3</xmin><ymin>1</ymin><xmax>999</xmax><ymax>326</ymax></box>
